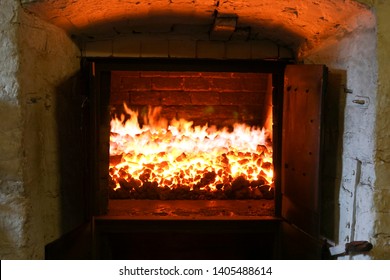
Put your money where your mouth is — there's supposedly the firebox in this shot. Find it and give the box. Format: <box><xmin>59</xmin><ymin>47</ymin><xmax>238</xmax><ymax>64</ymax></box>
<box><xmin>83</xmin><ymin>58</ymin><xmax>327</xmax><ymax>260</ymax></box>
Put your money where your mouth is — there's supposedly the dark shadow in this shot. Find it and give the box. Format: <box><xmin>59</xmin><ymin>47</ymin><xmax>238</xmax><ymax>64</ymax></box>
<box><xmin>45</xmin><ymin>70</ymin><xmax>92</xmax><ymax>259</ymax></box>
<box><xmin>320</xmin><ymin>69</ymin><xmax>346</xmax><ymax>242</ymax></box>
<box><xmin>45</xmin><ymin>223</ymin><xmax>92</xmax><ymax>260</ymax></box>
<box><xmin>64</xmin><ymin>12</ymin><xmax>306</xmax><ymax>51</ymax></box>
<box><xmin>94</xmin><ymin>219</ymin><xmax>280</xmax><ymax>260</ymax></box>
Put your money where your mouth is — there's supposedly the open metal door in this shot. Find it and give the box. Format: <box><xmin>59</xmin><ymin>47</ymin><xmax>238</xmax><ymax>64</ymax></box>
<box><xmin>281</xmin><ymin>64</ymin><xmax>327</xmax><ymax>258</ymax></box>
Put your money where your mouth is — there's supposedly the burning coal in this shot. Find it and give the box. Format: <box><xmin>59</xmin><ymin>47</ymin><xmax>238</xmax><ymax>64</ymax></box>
<box><xmin>109</xmin><ymin>104</ymin><xmax>274</xmax><ymax>199</ymax></box>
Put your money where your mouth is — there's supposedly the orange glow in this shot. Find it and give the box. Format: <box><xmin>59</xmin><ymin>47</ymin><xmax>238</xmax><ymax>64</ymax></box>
<box><xmin>109</xmin><ymin>104</ymin><xmax>273</xmax><ymax>197</ymax></box>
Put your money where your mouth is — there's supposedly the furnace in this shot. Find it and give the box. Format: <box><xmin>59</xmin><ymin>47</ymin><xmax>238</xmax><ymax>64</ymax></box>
<box><xmin>2</xmin><ymin>0</ymin><xmax>383</xmax><ymax>261</ymax></box>
<box><xmin>84</xmin><ymin>58</ymin><xmax>327</xmax><ymax>259</ymax></box>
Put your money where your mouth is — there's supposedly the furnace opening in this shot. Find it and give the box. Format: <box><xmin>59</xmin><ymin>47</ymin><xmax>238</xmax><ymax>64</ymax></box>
<box><xmin>108</xmin><ymin>70</ymin><xmax>274</xmax><ymax>201</ymax></box>
<box><xmin>87</xmin><ymin>59</ymin><xmax>329</xmax><ymax>259</ymax></box>
<box><xmin>89</xmin><ymin>59</ymin><xmax>288</xmax><ymax>220</ymax></box>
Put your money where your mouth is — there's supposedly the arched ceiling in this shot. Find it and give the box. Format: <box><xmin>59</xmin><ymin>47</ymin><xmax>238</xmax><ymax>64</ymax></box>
<box><xmin>21</xmin><ymin>0</ymin><xmax>374</xmax><ymax>52</ymax></box>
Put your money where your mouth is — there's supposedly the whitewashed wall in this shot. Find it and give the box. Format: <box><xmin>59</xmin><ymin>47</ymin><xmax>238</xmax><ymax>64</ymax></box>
<box><xmin>303</xmin><ymin>17</ymin><xmax>382</xmax><ymax>259</ymax></box>
<box><xmin>0</xmin><ymin>1</ymin><xmax>80</xmax><ymax>259</ymax></box>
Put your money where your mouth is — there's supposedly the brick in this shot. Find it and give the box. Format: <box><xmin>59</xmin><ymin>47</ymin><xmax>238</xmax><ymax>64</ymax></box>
<box><xmin>211</xmin><ymin>77</ymin><xmax>242</xmax><ymax>92</ymax></box>
<box><xmin>85</xmin><ymin>40</ymin><xmax>113</xmax><ymax>57</ymax></box>
<box><xmin>169</xmin><ymin>39</ymin><xmax>197</xmax><ymax>58</ymax></box>
<box><xmin>112</xmin><ymin>37</ymin><xmax>141</xmax><ymax>57</ymax></box>
<box><xmin>110</xmin><ymin>91</ymin><xmax>130</xmax><ymax>105</ymax></box>
<box><xmin>241</xmin><ymin>77</ymin><xmax>268</xmax><ymax>92</ymax></box>
<box><xmin>196</xmin><ymin>40</ymin><xmax>225</xmax><ymax>59</ymax></box>
<box><xmin>129</xmin><ymin>91</ymin><xmax>161</xmax><ymax>106</ymax></box>
<box><xmin>175</xmin><ymin>105</ymin><xmax>240</xmax><ymax>120</ymax></box>
<box><xmin>110</xmin><ymin>73</ymin><xmax>122</xmax><ymax>92</ymax></box>
<box><xmin>200</xmin><ymin>72</ymin><xmax>233</xmax><ymax>78</ymax></box>
<box><xmin>140</xmin><ymin>71</ymin><xmax>169</xmax><ymax>78</ymax></box>
<box><xmin>220</xmin><ymin>91</ymin><xmax>266</xmax><ymax>105</ymax></box>
<box><xmin>161</xmin><ymin>91</ymin><xmax>192</xmax><ymax>105</ymax></box>
<box><xmin>239</xmin><ymin>105</ymin><xmax>270</xmax><ymax>126</ymax></box>
<box><xmin>152</xmin><ymin>77</ymin><xmax>184</xmax><ymax>90</ymax></box>
<box><xmin>170</xmin><ymin>71</ymin><xmax>201</xmax><ymax>78</ymax></box>
<box><xmin>171</xmin><ymin>106</ymin><xmax>209</xmax><ymax>120</ymax></box>
<box><xmin>208</xmin><ymin>118</ymin><xmax>242</xmax><ymax>128</ymax></box>
<box><xmin>190</xmin><ymin>91</ymin><xmax>220</xmax><ymax>105</ymax></box>
<box><xmin>113</xmin><ymin>71</ymin><xmax>141</xmax><ymax>78</ymax></box>
<box><xmin>121</xmin><ymin>77</ymin><xmax>151</xmax><ymax>91</ymax></box>
<box><xmin>251</xmin><ymin>40</ymin><xmax>279</xmax><ymax>59</ymax></box>
<box><xmin>141</xmin><ymin>39</ymin><xmax>169</xmax><ymax>58</ymax></box>
<box><xmin>226</xmin><ymin>41</ymin><xmax>251</xmax><ymax>59</ymax></box>
<box><xmin>111</xmin><ymin>71</ymin><xmax>140</xmax><ymax>91</ymax></box>
<box><xmin>183</xmin><ymin>77</ymin><xmax>212</xmax><ymax>91</ymax></box>
<box><xmin>156</xmin><ymin>106</ymin><xmax>180</xmax><ymax>120</ymax></box>
<box><xmin>231</xmin><ymin>72</ymin><xmax>269</xmax><ymax>80</ymax></box>
<box><xmin>141</xmin><ymin>71</ymin><xmax>201</xmax><ymax>78</ymax></box>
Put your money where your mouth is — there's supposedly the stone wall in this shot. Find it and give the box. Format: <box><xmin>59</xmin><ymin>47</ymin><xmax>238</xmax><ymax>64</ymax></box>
<box><xmin>0</xmin><ymin>1</ymin><xmax>81</xmax><ymax>259</ymax></box>
<box><xmin>0</xmin><ymin>0</ymin><xmax>26</xmax><ymax>259</ymax></box>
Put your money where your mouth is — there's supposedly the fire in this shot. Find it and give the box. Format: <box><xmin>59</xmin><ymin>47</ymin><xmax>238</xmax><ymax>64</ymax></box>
<box><xmin>109</xmin><ymin>104</ymin><xmax>274</xmax><ymax>199</ymax></box>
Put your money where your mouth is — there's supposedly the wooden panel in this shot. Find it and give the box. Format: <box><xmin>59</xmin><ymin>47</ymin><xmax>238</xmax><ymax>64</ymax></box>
<box><xmin>281</xmin><ymin>64</ymin><xmax>327</xmax><ymax>237</ymax></box>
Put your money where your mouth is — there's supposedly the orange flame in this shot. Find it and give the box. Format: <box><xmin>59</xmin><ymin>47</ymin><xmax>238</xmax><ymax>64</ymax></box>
<box><xmin>109</xmin><ymin>104</ymin><xmax>273</xmax><ymax>197</ymax></box>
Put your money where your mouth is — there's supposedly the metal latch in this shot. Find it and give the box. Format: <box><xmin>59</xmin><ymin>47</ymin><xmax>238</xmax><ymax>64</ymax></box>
<box><xmin>329</xmin><ymin>241</ymin><xmax>373</xmax><ymax>257</ymax></box>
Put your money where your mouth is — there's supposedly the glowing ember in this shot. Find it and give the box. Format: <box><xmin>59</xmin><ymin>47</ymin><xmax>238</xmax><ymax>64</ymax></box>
<box><xmin>109</xmin><ymin>104</ymin><xmax>274</xmax><ymax>199</ymax></box>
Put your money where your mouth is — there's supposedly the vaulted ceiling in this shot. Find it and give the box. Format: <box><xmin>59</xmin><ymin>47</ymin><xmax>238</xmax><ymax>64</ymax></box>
<box><xmin>21</xmin><ymin>0</ymin><xmax>374</xmax><ymax>52</ymax></box>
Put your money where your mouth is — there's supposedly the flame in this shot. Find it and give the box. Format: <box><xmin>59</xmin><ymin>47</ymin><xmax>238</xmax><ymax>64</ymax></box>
<box><xmin>109</xmin><ymin>104</ymin><xmax>273</xmax><ymax>197</ymax></box>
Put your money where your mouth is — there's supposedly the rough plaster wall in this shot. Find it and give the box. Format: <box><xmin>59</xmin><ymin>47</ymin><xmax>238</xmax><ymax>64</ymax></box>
<box><xmin>0</xmin><ymin>0</ymin><xmax>29</xmax><ymax>260</ymax></box>
<box><xmin>303</xmin><ymin>13</ymin><xmax>384</xmax><ymax>258</ymax></box>
<box><xmin>17</xmin><ymin>7</ymin><xmax>81</xmax><ymax>251</ymax></box>
<box><xmin>0</xmin><ymin>0</ymin><xmax>81</xmax><ymax>259</ymax></box>
<box><xmin>307</xmin><ymin>0</ymin><xmax>390</xmax><ymax>259</ymax></box>
<box><xmin>21</xmin><ymin>0</ymin><xmax>373</xmax><ymax>54</ymax></box>
<box><xmin>306</xmin><ymin>1</ymin><xmax>390</xmax><ymax>260</ymax></box>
